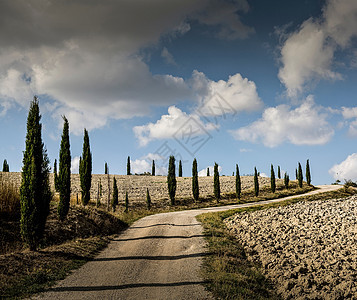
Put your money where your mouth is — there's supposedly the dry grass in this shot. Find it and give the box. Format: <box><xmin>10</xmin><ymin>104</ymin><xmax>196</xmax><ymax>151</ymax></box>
<box><xmin>0</xmin><ymin>173</ymin><xmax>20</xmax><ymax>218</ymax></box>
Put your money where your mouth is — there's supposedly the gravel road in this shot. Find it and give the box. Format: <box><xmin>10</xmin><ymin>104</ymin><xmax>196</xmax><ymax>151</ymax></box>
<box><xmin>32</xmin><ymin>185</ymin><xmax>341</xmax><ymax>300</ymax></box>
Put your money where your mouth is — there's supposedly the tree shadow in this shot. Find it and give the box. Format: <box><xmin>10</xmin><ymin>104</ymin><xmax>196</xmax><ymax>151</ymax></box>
<box><xmin>92</xmin><ymin>252</ymin><xmax>209</xmax><ymax>261</ymax></box>
<box><xmin>113</xmin><ymin>234</ymin><xmax>205</xmax><ymax>242</ymax></box>
<box><xmin>130</xmin><ymin>223</ymin><xmax>201</xmax><ymax>229</ymax></box>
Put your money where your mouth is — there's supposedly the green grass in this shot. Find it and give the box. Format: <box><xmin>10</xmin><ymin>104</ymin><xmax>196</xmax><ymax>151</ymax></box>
<box><xmin>197</xmin><ymin>186</ymin><xmax>357</xmax><ymax>300</ymax></box>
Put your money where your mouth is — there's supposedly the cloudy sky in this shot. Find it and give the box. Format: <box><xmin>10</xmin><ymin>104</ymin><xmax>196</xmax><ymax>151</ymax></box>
<box><xmin>1</xmin><ymin>0</ymin><xmax>357</xmax><ymax>184</ymax></box>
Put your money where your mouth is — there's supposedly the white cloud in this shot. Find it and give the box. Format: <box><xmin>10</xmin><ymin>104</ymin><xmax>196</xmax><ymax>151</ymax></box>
<box><xmin>239</xmin><ymin>148</ymin><xmax>252</xmax><ymax>153</ymax></box>
<box><xmin>341</xmin><ymin>107</ymin><xmax>357</xmax><ymax>136</ymax></box>
<box><xmin>133</xmin><ymin>105</ymin><xmax>217</xmax><ymax>146</ymax></box>
<box><xmin>0</xmin><ymin>0</ymin><xmax>254</xmax><ymax>132</ymax></box>
<box><xmin>198</xmin><ymin>165</ymin><xmax>222</xmax><ymax>176</ymax></box>
<box><xmin>278</xmin><ymin>0</ymin><xmax>357</xmax><ymax>97</ymax></box>
<box><xmin>329</xmin><ymin>153</ymin><xmax>357</xmax><ymax>181</ymax></box>
<box><xmin>71</xmin><ymin>156</ymin><xmax>80</xmax><ymax>174</ymax></box>
<box><xmin>231</xmin><ymin>96</ymin><xmax>334</xmax><ymax>147</ymax></box>
<box><xmin>131</xmin><ymin>154</ymin><xmax>167</xmax><ymax>175</ymax></box>
<box><xmin>259</xmin><ymin>173</ymin><xmax>268</xmax><ymax>178</ymax></box>
<box><xmin>161</xmin><ymin>47</ymin><xmax>177</xmax><ymax>66</ymax></box>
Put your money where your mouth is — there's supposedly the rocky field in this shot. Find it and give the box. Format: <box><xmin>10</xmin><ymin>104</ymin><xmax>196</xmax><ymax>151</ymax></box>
<box><xmin>225</xmin><ymin>196</ymin><xmax>357</xmax><ymax>299</ymax></box>
<box><xmin>0</xmin><ymin>172</ymin><xmax>271</xmax><ymax>204</ymax></box>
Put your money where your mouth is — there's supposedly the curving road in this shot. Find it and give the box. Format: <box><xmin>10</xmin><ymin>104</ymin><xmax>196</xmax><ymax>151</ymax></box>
<box><xmin>33</xmin><ymin>185</ymin><xmax>341</xmax><ymax>300</ymax></box>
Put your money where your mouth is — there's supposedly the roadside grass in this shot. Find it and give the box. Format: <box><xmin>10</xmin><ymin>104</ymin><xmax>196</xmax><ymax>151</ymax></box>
<box><xmin>197</xmin><ymin>186</ymin><xmax>357</xmax><ymax>300</ymax></box>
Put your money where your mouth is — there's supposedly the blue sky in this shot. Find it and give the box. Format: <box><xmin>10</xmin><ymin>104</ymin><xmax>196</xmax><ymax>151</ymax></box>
<box><xmin>1</xmin><ymin>0</ymin><xmax>357</xmax><ymax>184</ymax></box>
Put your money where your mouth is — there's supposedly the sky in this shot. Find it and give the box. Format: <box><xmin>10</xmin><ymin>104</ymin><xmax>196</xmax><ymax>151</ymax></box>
<box><xmin>0</xmin><ymin>0</ymin><xmax>357</xmax><ymax>185</ymax></box>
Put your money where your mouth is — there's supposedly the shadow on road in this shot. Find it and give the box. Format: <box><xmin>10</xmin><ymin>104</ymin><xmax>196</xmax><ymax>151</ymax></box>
<box><xmin>92</xmin><ymin>252</ymin><xmax>209</xmax><ymax>261</ymax></box>
<box><xmin>130</xmin><ymin>223</ymin><xmax>201</xmax><ymax>229</ymax></box>
<box><xmin>114</xmin><ymin>234</ymin><xmax>205</xmax><ymax>242</ymax></box>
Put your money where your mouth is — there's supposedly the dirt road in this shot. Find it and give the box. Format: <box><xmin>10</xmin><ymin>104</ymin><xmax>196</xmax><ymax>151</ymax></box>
<box><xmin>33</xmin><ymin>185</ymin><xmax>341</xmax><ymax>300</ymax></box>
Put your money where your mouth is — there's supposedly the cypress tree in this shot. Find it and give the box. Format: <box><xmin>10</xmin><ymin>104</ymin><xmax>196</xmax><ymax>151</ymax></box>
<box><xmin>207</xmin><ymin>167</ymin><xmax>210</xmax><ymax>176</ymax></box>
<box><xmin>53</xmin><ymin>159</ymin><xmax>59</xmax><ymax>192</ymax></box>
<box><xmin>306</xmin><ymin>159</ymin><xmax>311</xmax><ymax>186</ymax></box>
<box><xmin>278</xmin><ymin>166</ymin><xmax>281</xmax><ymax>179</ymax></box>
<box><xmin>298</xmin><ymin>162</ymin><xmax>303</xmax><ymax>188</ymax></box>
<box><xmin>111</xmin><ymin>177</ymin><xmax>118</xmax><ymax>211</ymax></box>
<box><xmin>20</xmin><ymin>96</ymin><xmax>51</xmax><ymax>251</ymax></box>
<box><xmin>152</xmin><ymin>160</ymin><xmax>155</xmax><ymax>176</ymax></box>
<box><xmin>146</xmin><ymin>188</ymin><xmax>151</xmax><ymax>210</ymax></box>
<box><xmin>284</xmin><ymin>173</ymin><xmax>290</xmax><ymax>189</ymax></box>
<box><xmin>214</xmin><ymin>162</ymin><xmax>220</xmax><ymax>201</ymax></box>
<box><xmin>124</xmin><ymin>191</ymin><xmax>129</xmax><ymax>212</ymax></box>
<box><xmin>104</xmin><ymin>162</ymin><xmax>108</xmax><ymax>174</ymax></box>
<box><xmin>79</xmin><ymin>129</ymin><xmax>92</xmax><ymax>205</ymax></box>
<box><xmin>271</xmin><ymin>164</ymin><xmax>276</xmax><ymax>193</ymax></box>
<box><xmin>127</xmin><ymin>156</ymin><xmax>131</xmax><ymax>175</ymax></box>
<box><xmin>2</xmin><ymin>159</ymin><xmax>9</xmax><ymax>172</ymax></box>
<box><xmin>167</xmin><ymin>155</ymin><xmax>176</xmax><ymax>205</ymax></box>
<box><xmin>254</xmin><ymin>167</ymin><xmax>259</xmax><ymax>197</ymax></box>
<box><xmin>179</xmin><ymin>160</ymin><xmax>183</xmax><ymax>177</ymax></box>
<box><xmin>192</xmin><ymin>158</ymin><xmax>199</xmax><ymax>201</ymax></box>
<box><xmin>235</xmin><ymin>164</ymin><xmax>241</xmax><ymax>200</ymax></box>
<box><xmin>57</xmin><ymin>116</ymin><xmax>71</xmax><ymax>220</ymax></box>
<box><xmin>295</xmin><ymin>168</ymin><xmax>298</xmax><ymax>180</ymax></box>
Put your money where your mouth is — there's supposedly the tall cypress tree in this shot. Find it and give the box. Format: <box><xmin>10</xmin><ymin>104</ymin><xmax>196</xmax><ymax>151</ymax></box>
<box><xmin>146</xmin><ymin>188</ymin><xmax>151</xmax><ymax>210</ymax></box>
<box><xmin>306</xmin><ymin>159</ymin><xmax>311</xmax><ymax>186</ymax></box>
<box><xmin>127</xmin><ymin>156</ymin><xmax>131</xmax><ymax>175</ymax></box>
<box><xmin>214</xmin><ymin>162</ymin><xmax>220</xmax><ymax>201</ymax></box>
<box><xmin>207</xmin><ymin>167</ymin><xmax>210</xmax><ymax>176</ymax></box>
<box><xmin>124</xmin><ymin>191</ymin><xmax>129</xmax><ymax>212</ymax></box>
<box><xmin>298</xmin><ymin>162</ymin><xmax>303</xmax><ymax>188</ymax></box>
<box><xmin>178</xmin><ymin>160</ymin><xmax>183</xmax><ymax>177</ymax></box>
<box><xmin>79</xmin><ymin>129</ymin><xmax>92</xmax><ymax>205</ymax></box>
<box><xmin>167</xmin><ymin>156</ymin><xmax>176</xmax><ymax>205</ymax></box>
<box><xmin>111</xmin><ymin>177</ymin><xmax>118</xmax><ymax>211</ymax></box>
<box><xmin>254</xmin><ymin>167</ymin><xmax>259</xmax><ymax>197</ymax></box>
<box><xmin>20</xmin><ymin>96</ymin><xmax>51</xmax><ymax>251</ymax></box>
<box><xmin>2</xmin><ymin>159</ymin><xmax>9</xmax><ymax>172</ymax></box>
<box><xmin>152</xmin><ymin>160</ymin><xmax>155</xmax><ymax>176</ymax></box>
<box><xmin>277</xmin><ymin>166</ymin><xmax>281</xmax><ymax>179</ymax></box>
<box><xmin>192</xmin><ymin>158</ymin><xmax>199</xmax><ymax>201</ymax></box>
<box><xmin>295</xmin><ymin>168</ymin><xmax>298</xmax><ymax>180</ymax></box>
<box><xmin>104</xmin><ymin>162</ymin><xmax>108</xmax><ymax>174</ymax></box>
<box><xmin>284</xmin><ymin>173</ymin><xmax>290</xmax><ymax>189</ymax></box>
<box><xmin>236</xmin><ymin>164</ymin><xmax>241</xmax><ymax>200</ymax></box>
<box><xmin>58</xmin><ymin>116</ymin><xmax>71</xmax><ymax>220</ymax></box>
<box><xmin>271</xmin><ymin>164</ymin><xmax>276</xmax><ymax>193</ymax></box>
<box><xmin>53</xmin><ymin>159</ymin><xmax>59</xmax><ymax>192</ymax></box>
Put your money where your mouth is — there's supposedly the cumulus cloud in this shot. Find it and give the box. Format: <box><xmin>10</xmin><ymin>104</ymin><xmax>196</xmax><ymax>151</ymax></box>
<box><xmin>278</xmin><ymin>0</ymin><xmax>357</xmax><ymax>97</ymax></box>
<box><xmin>0</xmin><ymin>0</ymin><xmax>254</xmax><ymax>133</ymax></box>
<box><xmin>341</xmin><ymin>107</ymin><xmax>357</xmax><ymax>136</ymax></box>
<box><xmin>131</xmin><ymin>153</ymin><xmax>167</xmax><ymax>175</ymax></box>
<box><xmin>133</xmin><ymin>105</ymin><xmax>217</xmax><ymax>146</ymax></box>
<box><xmin>161</xmin><ymin>47</ymin><xmax>177</xmax><ymax>66</ymax></box>
<box><xmin>329</xmin><ymin>153</ymin><xmax>357</xmax><ymax>181</ymax></box>
<box><xmin>71</xmin><ymin>156</ymin><xmax>80</xmax><ymax>174</ymax></box>
<box><xmin>198</xmin><ymin>165</ymin><xmax>222</xmax><ymax>176</ymax></box>
<box><xmin>231</xmin><ymin>96</ymin><xmax>334</xmax><ymax>147</ymax></box>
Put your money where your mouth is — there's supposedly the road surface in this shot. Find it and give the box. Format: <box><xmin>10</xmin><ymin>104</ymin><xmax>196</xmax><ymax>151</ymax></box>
<box><xmin>33</xmin><ymin>185</ymin><xmax>341</xmax><ymax>300</ymax></box>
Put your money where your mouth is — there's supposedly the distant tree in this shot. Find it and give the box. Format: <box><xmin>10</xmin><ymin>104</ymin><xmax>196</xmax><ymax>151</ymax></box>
<box><xmin>235</xmin><ymin>164</ymin><xmax>241</xmax><ymax>200</ymax></box>
<box><xmin>20</xmin><ymin>96</ymin><xmax>51</xmax><ymax>251</ymax></box>
<box><xmin>127</xmin><ymin>156</ymin><xmax>131</xmax><ymax>175</ymax></box>
<box><xmin>298</xmin><ymin>162</ymin><xmax>303</xmax><ymax>188</ymax></box>
<box><xmin>104</xmin><ymin>162</ymin><xmax>108</xmax><ymax>174</ymax></box>
<box><xmin>58</xmin><ymin>116</ymin><xmax>71</xmax><ymax>220</ymax></box>
<box><xmin>146</xmin><ymin>188</ymin><xmax>151</xmax><ymax>210</ymax></box>
<box><xmin>53</xmin><ymin>159</ymin><xmax>59</xmax><ymax>192</ymax></box>
<box><xmin>192</xmin><ymin>158</ymin><xmax>199</xmax><ymax>201</ymax></box>
<box><xmin>2</xmin><ymin>159</ymin><xmax>9</xmax><ymax>172</ymax></box>
<box><xmin>284</xmin><ymin>173</ymin><xmax>290</xmax><ymax>189</ymax></box>
<box><xmin>179</xmin><ymin>160</ymin><xmax>183</xmax><ymax>177</ymax></box>
<box><xmin>167</xmin><ymin>156</ymin><xmax>176</xmax><ymax>205</ymax></box>
<box><xmin>277</xmin><ymin>166</ymin><xmax>281</xmax><ymax>179</ymax></box>
<box><xmin>111</xmin><ymin>177</ymin><xmax>118</xmax><ymax>211</ymax></box>
<box><xmin>306</xmin><ymin>159</ymin><xmax>311</xmax><ymax>186</ymax></box>
<box><xmin>207</xmin><ymin>167</ymin><xmax>210</xmax><ymax>176</ymax></box>
<box><xmin>271</xmin><ymin>164</ymin><xmax>276</xmax><ymax>193</ymax></box>
<box><xmin>214</xmin><ymin>162</ymin><xmax>220</xmax><ymax>201</ymax></box>
<box><xmin>124</xmin><ymin>191</ymin><xmax>129</xmax><ymax>212</ymax></box>
<box><xmin>152</xmin><ymin>160</ymin><xmax>155</xmax><ymax>176</ymax></box>
<box><xmin>254</xmin><ymin>167</ymin><xmax>259</xmax><ymax>197</ymax></box>
<box><xmin>79</xmin><ymin>129</ymin><xmax>92</xmax><ymax>205</ymax></box>
<box><xmin>96</xmin><ymin>181</ymin><xmax>101</xmax><ymax>208</ymax></box>
<box><xmin>295</xmin><ymin>168</ymin><xmax>298</xmax><ymax>180</ymax></box>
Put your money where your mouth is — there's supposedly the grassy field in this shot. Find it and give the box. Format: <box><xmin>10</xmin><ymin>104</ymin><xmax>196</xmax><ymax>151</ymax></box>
<box><xmin>197</xmin><ymin>186</ymin><xmax>357</xmax><ymax>300</ymax></box>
